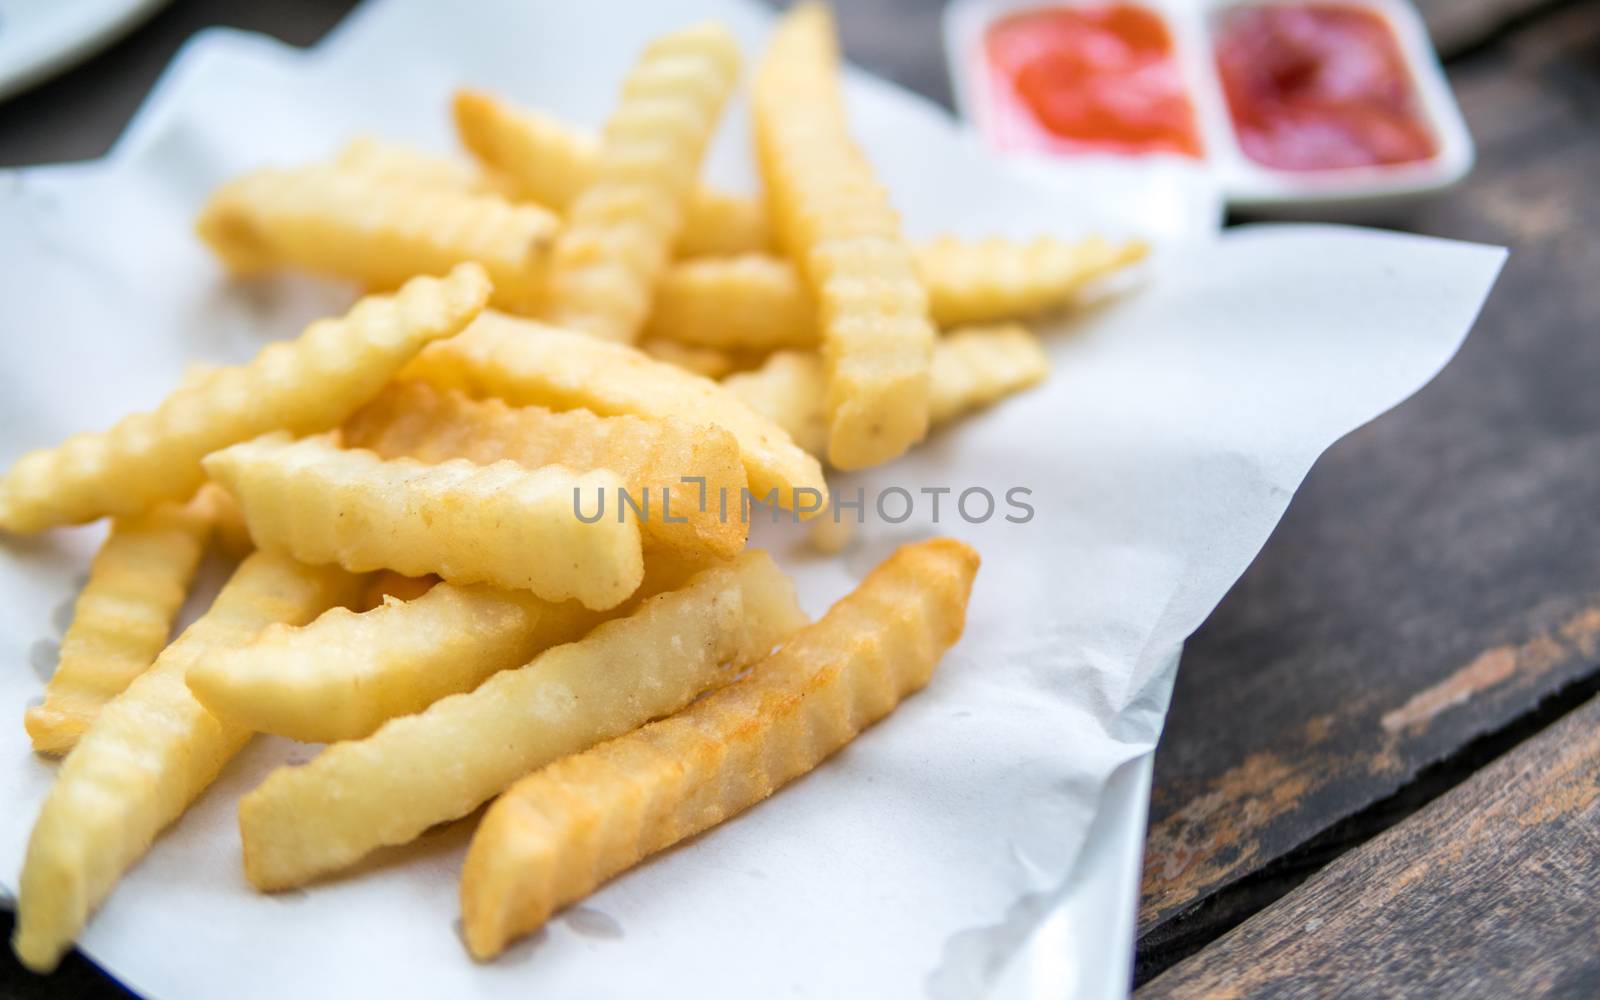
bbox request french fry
[459,538,979,957]
[536,23,741,341]
[915,235,1148,326]
[236,550,807,890]
[452,90,770,257]
[196,167,553,310]
[202,480,254,558]
[342,381,748,559]
[723,325,1048,456]
[186,546,718,744]
[203,434,643,610]
[721,350,829,457]
[333,136,509,197]
[189,581,600,744]
[24,491,219,755]
[643,253,816,351]
[403,312,827,511]
[643,238,1146,350]
[0,266,490,533]
[927,324,1050,423]
[11,551,362,973]
[638,337,743,379]
[753,3,935,469]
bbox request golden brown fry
[185,548,716,745]
[196,166,553,309]
[723,325,1048,456]
[189,581,598,744]
[915,235,1148,326]
[11,552,362,973]
[927,324,1050,423]
[333,136,509,197]
[536,23,741,341]
[637,337,743,379]
[459,538,979,957]
[342,381,748,559]
[0,266,490,533]
[643,253,816,351]
[753,3,935,469]
[236,551,806,890]
[452,92,596,210]
[452,90,769,257]
[200,481,254,558]
[403,312,826,510]
[204,434,643,610]
[643,237,1145,350]
[24,492,218,755]
[721,350,829,457]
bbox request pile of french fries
[4,4,1143,973]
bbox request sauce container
[944,0,1474,212]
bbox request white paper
[0,1,1503,998]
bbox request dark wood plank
[0,0,355,167]
[1140,693,1600,999]
[1415,0,1573,57]
[1141,0,1600,951]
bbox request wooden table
[3,1,1597,996]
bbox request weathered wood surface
[2,0,1596,995]
[0,0,349,167]
[1139,692,1600,998]
[1139,0,1600,959]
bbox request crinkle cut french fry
[24,491,219,756]
[452,91,596,210]
[189,581,601,744]
[403,312,826,511]
[203,434,642,610]
[721,351,829,457]
[536,23,741,341]
[0,266,490,533]
[11,551,363,973]
[753,3,935,469]
[452,90,770,257]
[236,550,807,891]
[722,326,1047,455]
[186,547,717,744]
[459,538,979,958]
[333,136,509,197]
[342,381,748,559]
[637,337,743,379]
[644,237,1146,350]
[927,324,1050,423]
[196,166,553,310]
[644,254,816,352]
[201,480,254,558]
[915,235,1149,326]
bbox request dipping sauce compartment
[945,0,1474,210]
[982,5,1205,158]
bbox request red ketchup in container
[1212,5,1438,171]
[982,5,1203,158]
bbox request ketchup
[1213,5,1438,171]
[983,5,1203,158]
